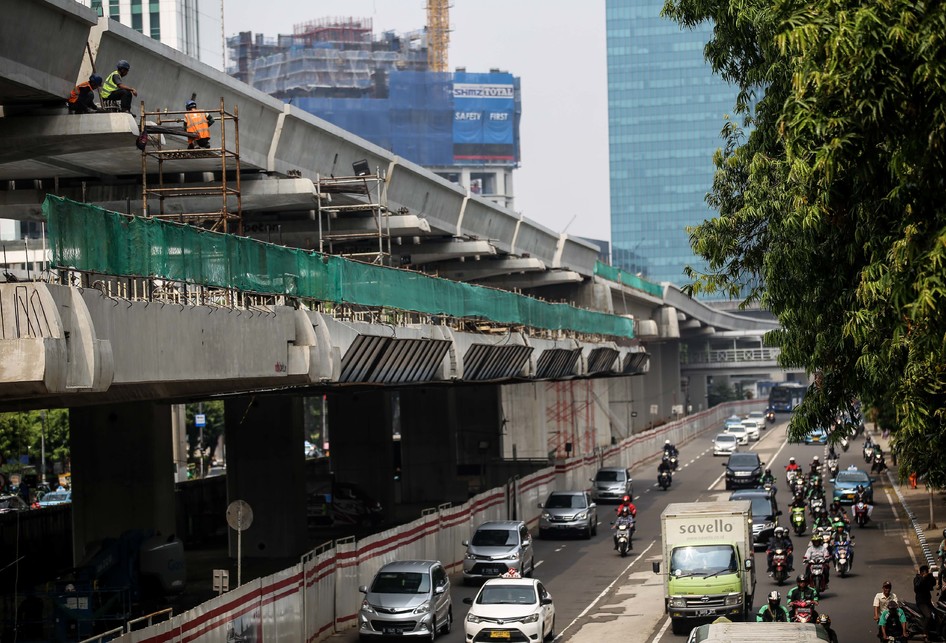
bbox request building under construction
[227,17,521,210]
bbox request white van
[686,621,830,642]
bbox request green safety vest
[100,71,122,99]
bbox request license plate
[383,627,404,635]
[696,609,716,617]
[489,632,511,639]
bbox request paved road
[328,418,920,642]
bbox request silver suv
[590,466,634,503]
[357,560,453,639]
[538,490,597,539]
[462,521,535,583]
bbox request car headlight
[670,597,686,608]
[509,550,521,560]
[541,512,551,520]
[575,511,587,520]
[465,553,476,561]
[361,600,376,614]
[520,613,540,623]
[412,600,431,615]
[467,613,483,624]
[725,595,741,606]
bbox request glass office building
[606,0,739,293]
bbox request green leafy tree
[661,0,946,482]
[0,409,70,480]
[185,401,224,462]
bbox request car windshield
[472,528,517,547]
[749,412,765,419]
[728,454,759,467]
[41,492,69,503]
[595,470,625,482]
[370,571,430,594]
[0,497,21,510]
[670,545,738,577]
[545,494,586,509]
[477,584,537,605]
[746,497,774,519]
[836,471,869,484]
[716,434,736,443]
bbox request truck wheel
[670,618,687,636]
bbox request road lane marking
[650,616,672,643]
[552,539,656,641]
[707,471,725,491]
[534,559,546,570]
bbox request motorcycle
[662,453,679,472]
[827,458,839,480]
[786,469,800,486]
[854,501,870,527]
[872,452,888,474]
[614,518,635,557]
[897,601,934,641]
[766,409,776,424]
[658,470,672,491]
[762,480,776,496]
[790,598,817,623]
[791,506,807,536]
[809,496,826,517]
[806,555,828,593]
[771,548,789,585]
[840,436,850,452]
[864,441,875,463]
[834,540,852,577]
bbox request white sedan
[724,423,749,445]
[741,419,761,441]
[463,577,555,642]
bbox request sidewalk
[873,426,945,576]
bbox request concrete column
[224,395,307,559]
[69,402,176,565]
[171,404,188,483]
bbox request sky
[219,0,611,242]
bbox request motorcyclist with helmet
[853,484,874,518]
[816,613,839,643]
[879,599,909,642]
[830,519,854,569]
[612,505,635,550]
[786,575,819,620]
[803,534,832,588]
[615,494,637,518]
[785,457,802,477]
[756,590,790,622]
[828,500,851,529]
[663,439,678,457]
[657,457,673,485]
[809,455,822,476]
[766,526,794,574]
[760,468,776,487]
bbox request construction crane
[426,0,449,72]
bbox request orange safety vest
[67,82,93,105]
[184,112,210,140]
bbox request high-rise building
[227,19,521,211]
[77,0,221,68]
[606,0,739,292]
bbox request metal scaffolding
[316,169,390,265]
[139,98,242,234]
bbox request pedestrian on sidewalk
[910,471,918,489]
[938,529,946,591]
[915,565,937,636]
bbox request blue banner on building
[453,72,517,164]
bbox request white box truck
[655,501,756,635]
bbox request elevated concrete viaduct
[0,0,786,568]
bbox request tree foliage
[662,0,946,483]
[0,409,70,477]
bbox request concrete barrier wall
[122,401,761,643]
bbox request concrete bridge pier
[223,395,307,559]
[69,402,177,565]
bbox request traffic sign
[195,413,206,427]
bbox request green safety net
[594,261,664,298]
[44,196,634,339]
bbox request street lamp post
[40,410,47,488]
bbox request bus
[768,382,807,412]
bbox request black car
[723,452,764,490]
[729,488,781,549]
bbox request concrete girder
[434,257,546,281]
[393,239,496,264]
[478,270,583,289]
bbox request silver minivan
[358,560,453,639]
[590,466,634,503]
[462,521,535,583]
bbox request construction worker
[100,60,137,113]
[184,99,214,149]
[67,74,103,114]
